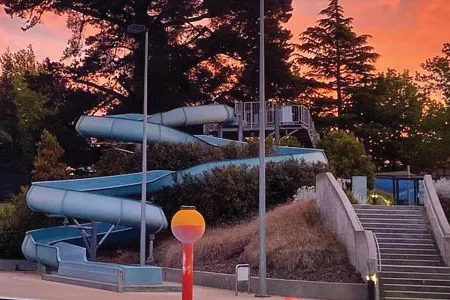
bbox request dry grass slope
[155,200,362,283]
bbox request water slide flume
[22,104,328,288]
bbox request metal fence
[235,102,318,144]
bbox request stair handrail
[373,232,382,272]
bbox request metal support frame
[70,218,116,260]
[117,269,124,293]
[274,107,281,142]
[147,233,155,264]
[90,221,97,261]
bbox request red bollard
[171,206,205,300]
[182,243,194,300]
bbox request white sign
[237,266,249,281]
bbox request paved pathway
[0,272,319,300]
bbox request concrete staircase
[354,205,450,300]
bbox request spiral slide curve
[21,104,328,288]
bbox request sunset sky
[0,0,449,74]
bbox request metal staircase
[354,205,450,300]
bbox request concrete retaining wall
[0,259,36,271]
[163,268,366,300]
[316,172,377,278]
[423,175,450,265]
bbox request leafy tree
[0,46,54,167]
[11,76,55,164]
[297,0,379,120]
[318,130,375,188]
[418,43,450,105]
[344,70,425,171]
[32,130,70,181]
[0,77,21,165]
[0,46,40,78]
[0,0,309,114]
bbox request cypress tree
[297,0,379,119]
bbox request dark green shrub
[0,132,68,258]
[345,191,360,204]
[154,160,320,226]
[0,187,57,258]
[318,130,376,189]
[95,141,274,176]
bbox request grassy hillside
[99,200,361,283]
[155,200,361,283]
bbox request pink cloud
[1,0,449,74]
[288,0,449,73]
[0,10,70,62]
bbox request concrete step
[358,214,425,220]
[379,243,436,250]
[381,278,450,287]
[381,253,443,261]
[364,226,431,234]
[384,290,450,299]
[381,271,450,280]
[353,205,424,211]
[361,223,428,229]
[384,298,447,300]
[360,218,427,224]
[365,227,431,234]
[355,209,425,216]
[376,233,433,239]
[377,238,435,244]
[382,265,450,274]
[43,274,181,292]
[380,248,439,255]
[384,284,450,293]
[381,259,443,267]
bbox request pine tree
[32,130,70,181]
[297,0,379,118]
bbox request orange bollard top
[171,206,206,243]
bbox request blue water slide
[22,104,327,286]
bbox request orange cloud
[1,1,449,74]
[288,0,449,73]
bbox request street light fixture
[127,23,149,267]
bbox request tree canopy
[297,0,379,121]
[318,130,375,187]
[0,0,311,114]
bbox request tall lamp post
[127,23,149,266]
[257,0,267,297]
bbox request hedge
[153,160,326,226]
[95,141,272,176]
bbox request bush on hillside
[0,187,56,258]
[154,160,325,226]
[318,130,375,189]
[436,178,450,199]
[32,130,70,181]
[155,200,362,283]
[0,130,67,258]
[96,141,260,176]
[95,140,280,176]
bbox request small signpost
[171,206,206,300]
[235,264,251,295]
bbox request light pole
[127,23,149,266]
[257,0,267,297]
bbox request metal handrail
[373,233,382,272]
[235,102,319,145]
